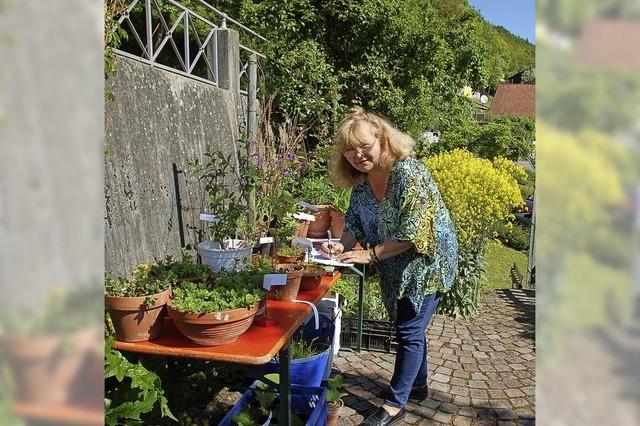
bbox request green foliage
[438,246,485,318]
[148,250,210,282]
[277,245,304,257]
[190,145,250,245]
[104,337,177,425]
[496,223,531,252]
[171,262,271,313]
[331,274,389,321]
[105,272,170,304]
[329,186,352,214]
[289,336,325,360]
[299,175,333,205]
[326,375,348,403]
[427,116,535,162]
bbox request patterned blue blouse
[344,157,458,317]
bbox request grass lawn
[484,240,529,289]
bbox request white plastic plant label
[199,213,219,222]
[259,237,274,244]
[293,212,316,222]
[262,274,287,290]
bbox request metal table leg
[357,265,365,352]
[279,341,291,426]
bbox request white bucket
[197,240,253,272]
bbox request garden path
[333,289,535,425]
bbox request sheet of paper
[308,247,354,267]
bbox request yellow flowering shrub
[424,149,524,249]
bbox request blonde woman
[321,107,457,426]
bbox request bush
[424,149,525,317]
[496,223,531,252]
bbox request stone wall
[104,55,240,276]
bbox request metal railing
[114,0,265,88]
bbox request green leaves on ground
[104,337,177,425]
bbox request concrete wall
[105,55,240,276]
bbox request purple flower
[283,168,292,176]
[251,154,261,166]
[286,151,296,161]
[299,160,307,170]
[236,178,246,187]
[249,138,257,147]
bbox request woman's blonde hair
[332,107,415,187]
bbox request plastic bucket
[264,346,330,387]
[197,240,253,272]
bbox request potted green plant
[299,263,326,291]
[299,176,333,238]
[276,244,304,264]
[329,187,351,238]
[326,375,348,426]
[190,145,254,272]
[105,266,172,342]
[267,263,304,302]
[264,336,331,387]
[167,263,269,346]
[231,373,279,426]
[148,250,211,283]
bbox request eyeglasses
[343,139,378,159]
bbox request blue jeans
[384,293,440,408]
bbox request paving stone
[432,372,451,383]
[433,411,453,424]
[451,415,473,425]
[504,388,525,398]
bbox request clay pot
[329,209,345,239]
[268,263,304,302]
[167,301,259,346]
[306,205,332,238]
[299,265,325,291]
[296,220,310,238]
[105,289,171,342]
[327,399,344,426]
[276,252,304,264]
[0,328,99,405]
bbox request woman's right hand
[320,241,344,258]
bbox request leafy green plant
[104,337,177,425]
[148,250,210,282]
[277,245,304,257]
[171,262,271,313]
[496,223,531,252]
[299,175,333,205]
[289,336,325,360]
[105,274,170,308]
[190,145,249,246]
[329,186,352,214]
[326,375,348,404]
[438,247,486,318]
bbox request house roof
[576,20,640,70]
[487,84,535,117]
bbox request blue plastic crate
[219,380,327,426]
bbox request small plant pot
[268,263,304,302]
[327,399,344,426]
[300,265,325,291]
[197,240,253,272]
[0,328,99,405]
[276,253,303,264]
[306,205,332,238]
[296,220,310,238]
[167,301,259,346]
[105,289,171,342]
[329,209,345,239]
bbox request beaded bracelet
[372,245,382,263]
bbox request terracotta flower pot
[329,209,345,239]
[105,289,171,342]
[167,301,259,346]
[276,253,304,264]
[300,265,325,291]
[296,220,310,238]
[0,328,98,405]
[268,263,304,302]
[306,205,332,238]
[327,399,344,426]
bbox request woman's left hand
[336,249,373,265]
